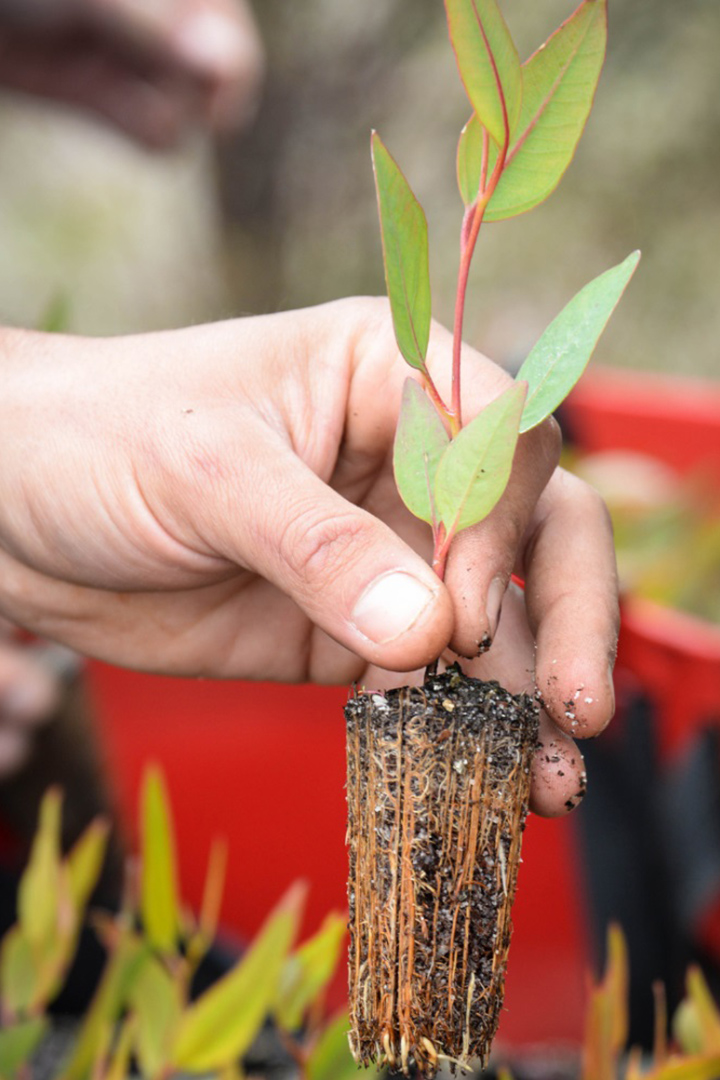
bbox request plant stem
[450,124,510,432]
[421,369,453,427]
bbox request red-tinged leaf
[457,0,607,216]
[445,0,522,149]
[371,132,432,373]
[488,0,607,219]
[393,379,450,526]
[434,382,526,535]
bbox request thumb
[202,436,452,672]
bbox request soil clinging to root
[346,665,539,1077]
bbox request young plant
[347,1,639,1076]
[374,0,639,580]
[0,772,363,1080]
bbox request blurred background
[0,0,719,1068]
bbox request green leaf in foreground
[445,0,522,148]
[435,382,526,534]
[0,1017,49,1078]
[393,379,450,525]
[371,132,431,373]
[457,0,607,216]
[140,766,181,955]
[517,250,640,432]
[171,881,305,1072]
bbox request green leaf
[0,1017,49,1078]
[276,912,346,1032]
[371,132,432,373]
[18,788,63,949]
[307,1010,370,1080]
[468,0,608,219]
[434,382,526,535]
[444,0,522,148]
[393,379,450,526]
[517,251,640,432]
[129,955,181,1077]
[171,881,306,1072]
[67,818,109,915]
[140,766,181,955]
[0,928,38,1017]
[457,113,485,207]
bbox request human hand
[0,299,618,814]
[0,0,263,147]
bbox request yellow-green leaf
[486,0,607,220]
[434,382,526,535]
[372,132,432,373]
[445,0,522,148]
[308,1010,374,1080]
[140,766,181,955]
[105,1017,135,1080]
[67,818,110,915]
[683,968,720,1053]
[393,379,450,526]
[276,912,347,1032]
[0,928,38,1017]
[641,1057,720,1080]
[0,1017,49,1078]
[60,930,148,1080]
[129,955,182,1077]
[18,788,62,949]
[517,251,640,433]
[171,882,305,1072]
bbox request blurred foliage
[221,0,720,379]
[0,771,367,1080]
[0,1,718,379]
[572,451,720,624]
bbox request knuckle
[280,503,369,586]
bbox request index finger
[522,467,619,738]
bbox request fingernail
[486,577,506,638]
[352,571,437,645]
[174,13,249,76]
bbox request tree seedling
[347,1,638,1076]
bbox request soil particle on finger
[346,664,539,1077]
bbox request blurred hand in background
[0,0,264,147]
[0,619,71,779]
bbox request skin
[0,299,619,814]
[0,0,264,147]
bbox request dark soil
[346,665,539,1078]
